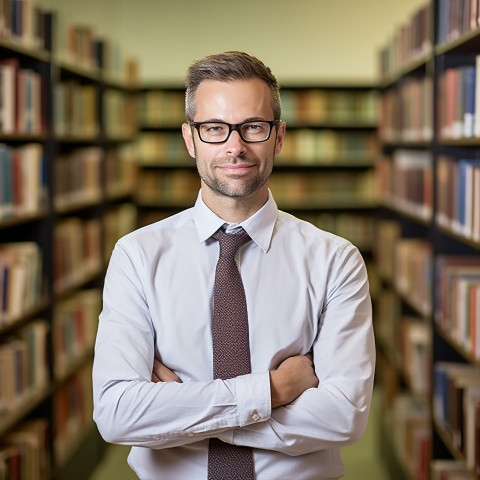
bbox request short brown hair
[185,51,281,122]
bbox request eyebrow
[196,117,268,123]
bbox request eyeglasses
[189,120,279,144]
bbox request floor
[89,388,391,480]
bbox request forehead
[194,78,273,121]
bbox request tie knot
[213,228,251,258]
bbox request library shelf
[0,211,49,228]
[0,385,52,438]
[377,2,480,479]
[434,324,480,368]
[435,24,480,55]
[433,421,478,480]
[380,51,433,89]
[0,298,50,335]
[0,5,139,480]
[136,83,379,255]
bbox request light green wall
[37,0,425,84]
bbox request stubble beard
[194,146,275,199]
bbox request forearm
[231,371,374,456]
[93,366,271,449]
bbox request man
[93,51,375,480]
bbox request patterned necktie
[208,228,254,480]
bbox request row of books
[54,362,94,465]
[136,169,200,206]
[437,62,480,140]
[54,145,137,211]
[0,242,42,326]
[53,217,102,295]
[0,0,50,51]
[400,317,431,398]
[437,0,480,45]
[379,3,432,82]
[103,89,137,138]
[0,418,50,480]
[53,81,99,139]
[53,289,101,380]
[433,362,480,475]
[437,156,480,242]
[0,58,44,135]
[269,171,376,208]
[0,143,45,222]
[299,212,375,251]
[395,238,433,317]
[138,90,185,128]
[388,394,431,480]
[374,221,433,316]
[55,11,127,80]
[435,255,480,359]
[105,145,138,199]
[0,364,96,478]
[375,220,401,281]
[279,89,378,126]
[53,147,102,212]
[376,150,433,221]
[375,289,431,398]
[136,132,189,165]
[379,76,433,142]
[277,129,378,165]
[0,319,49,415]
[375,289,403,368]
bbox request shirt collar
[193,189,278,253]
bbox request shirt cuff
[235,370,272,426]
[217,371,271,445]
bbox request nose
[225,129,247,156]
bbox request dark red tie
[208,228,254,480]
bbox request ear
[182,123,196,158]
[274,121,286,156]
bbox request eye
[244,122,267,133]
[202,123,227,135]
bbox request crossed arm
[152,353,319,409]
[94,241,375,455]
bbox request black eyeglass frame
[189,119,280,144]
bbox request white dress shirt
[93,190,375,480]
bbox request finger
[153,359,182,383]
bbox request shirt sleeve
[92,241,272,450]
[230,244,376,456]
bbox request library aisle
[89,388,390,480]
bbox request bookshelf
[135,84,379,254]
[0,6,138,480]
[377,2,480,479]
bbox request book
[3,418,50,480]
[0,242,42,324]
[53,289,101,379]
[0,319,49,415]
[0,58,18,134]
[435,256,480,356]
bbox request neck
[201,186,268,223]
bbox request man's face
[182,78,285,200]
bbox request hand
[269,353,318,409]
[152,359,182,383]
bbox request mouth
[215,159,257,175]
[218,163,256,175]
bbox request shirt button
[252,411,261,422]
[187,433,194,437]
